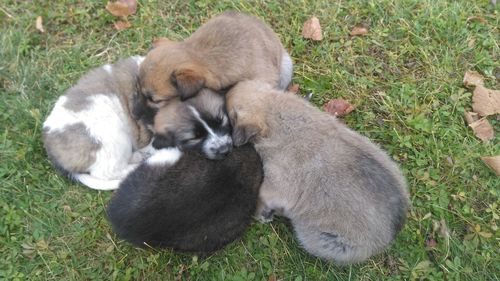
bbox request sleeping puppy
[150,89,232,160]
[226,81,410,265]
[138,11,293,110]
[106,144,263,253]
[42,56,153,190]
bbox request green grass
[1,0,499,280]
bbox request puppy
[42,56,153,190]
[226,81,410,265]
[106,144,263,253]
[138,11,293,110]
[150,89,232,160]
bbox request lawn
[1,0,499,280]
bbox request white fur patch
[103,64,112,74]
[279,51,293,90]
[146,148,182,166]
[132,56,145,66]
[44,94,136,180]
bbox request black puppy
[106,144,263,253]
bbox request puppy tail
[73,173,121,191]
[293,224,379,265]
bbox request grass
[1,0,499,280]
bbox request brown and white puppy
[42,56,154,190]
[151,89,232,160]
[138,11,293,110]
[226,81,410,265]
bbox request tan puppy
[138,11,293,109]
[226,81,410,265]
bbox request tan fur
[139,11,290,107]
[226,81,410,265]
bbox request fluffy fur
[226,81,410,265]
[138,11,293,110]
[42,56,153,190]
[106,144,263,253]
[151,89,232,160]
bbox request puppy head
[153,89,233,160]
[226,81,271,147]
[139,43,214,110]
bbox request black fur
[106,144,263,253]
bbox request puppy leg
[255,199,275,223]
[256,180,288,223]
[130,143,157,163]
[278,51,293,90]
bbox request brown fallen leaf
[268,274,277,281]
[468,118,494,142]
[287,83,300,94]
[467,38,476,48]
[425,238,437,249]
[439,219,450,239]
[36,16,44,33]
[480,156,500,176]
[114,20,131,30]
[106,0,137,17]
[472,85,500,116]
[463,70,484,88]
[466,16,487,24]
[323,99,355,117]
[302,16,323,41]
[464,111,480,125]
[350,25,369,36]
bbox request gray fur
[227,81,410,265]
[43,123,100,173]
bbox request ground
[1,0,499,280]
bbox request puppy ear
[171,65,206,101]
[152,133,176,149]
[232,124,262,147]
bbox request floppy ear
[171,65,206,101]
[232,123,262,147]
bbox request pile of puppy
[42,11,410,265]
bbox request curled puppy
[151,89,232,160]
[42,56,153,190]
[226,81,410,265]
[138,11,293,110]
[106,144,263,253]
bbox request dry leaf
[36,16,45,33]
[468,118,494,142]
[106,0,137,17]
[466,16,487,24]
[302,16,323,41]
[268,274,277,281]
[480,156,500,176]
[439,219,449,239]
[287,83,300,94]
[323,99,355,117]
[472,85,500,116]
[425,238,437,249]
[114,21,131,30]
[463,70,484,88]
[152,37,174,48]
[350,25,369,36]
[464,111,479,125]
[467,38,476,48]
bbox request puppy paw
[257,208,275,223]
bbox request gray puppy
[226,81,410,265]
